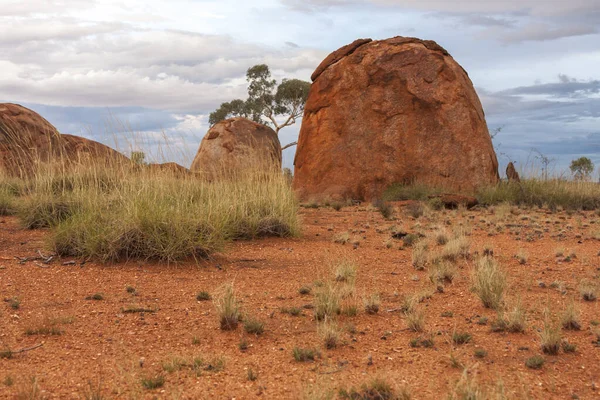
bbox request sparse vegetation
[314,283,341,321]
[318,318,341,349]
[339,377,410,400]
[452,331,472,345]
[364,293,380,315]
[293,347,319,362]
[373,199,395,220]
[540,309,562,355]
[243,316,265,335]
[85,293,104,301]
[579,279,597,301]
[471,256,506,310]
[215,283,240,331]
[196,291,211,301]
[525,355,545,369]
[334,258,358,284]
[561,299,582,330]
[404,306,425,332]
[141,375,165,390]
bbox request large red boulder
[191,117,281,179]
[0,103,128,177]
[293,36,499,202]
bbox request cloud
[498,23,598,43]
[282,0,600,42]
[0,21,323,113]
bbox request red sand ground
[1,204,600,399]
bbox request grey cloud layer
[283,0,600,42]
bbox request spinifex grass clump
[476,179,600,210]
[10,154,299,262]
[471,256,507,310]
[214,283,241,331]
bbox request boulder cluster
[2,36,501,199]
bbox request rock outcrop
[506,162,520,182]
[0,103,127,177]
[191,117,282,179]
[293,36,499,202]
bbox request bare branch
[282,141,297,151]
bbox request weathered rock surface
[0,103,127,177]
[191,117,281,179]
[506,162,520,182]
[293,36,499,202]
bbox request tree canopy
[569,157,594,180]
[209,64,310,150]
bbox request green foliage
[293,347,320,362]
[209,64,310,136]
[525,355,544,369]
[570,157,594,180]
[0,186,16,216]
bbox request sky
[1,0,599,177]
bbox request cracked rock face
[293,36,499,202]
[191,117,281,180]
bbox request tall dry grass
[1,125,299,263]
[384,179,600,211]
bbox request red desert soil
[1,204,599,399]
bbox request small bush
[405,306,425,332]
[19,195,75,229]
[473,349,487,358]
[364,294,381,315]
[471,256,506,310]
[516,249,528,265]
[339,378,408,400]
[405,202,424,219]
[318,319,340,349]
[215,283,240,331]
[0,187,16,216]
[402,233,420,247]
[196,291,211,301]
[562,340,577,353]
[293,347,319,362]
[452,331,472,345]
[333,232,351,245]
[540,310,561,355]
[314,284,341,321]
[244,316,265,335]
[440,236,470,261]
[505,299,527,333]
[299,286,312,295]
[85,293,104,301]
[8,297,20,310]
[525,355,544,369]
[411,241,428,270]
[281,307,303,316]
[429,261,456,284]
[561,300,582,330]
[373,200,395,220]
[579,279,597,301]
[141,375,165,390]
[334,259,358,285]
[247,368,258,381]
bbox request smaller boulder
[191,117,281,180]
[506,162,520,182]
